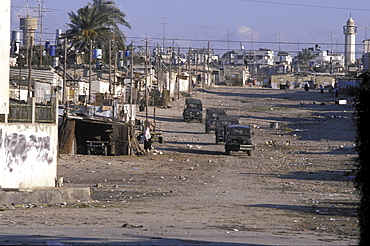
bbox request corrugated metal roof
[10,67,60,84]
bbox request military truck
[224,125,254,156]
[205,108,227,133]
[215,115,240,144]
[183,98,203,122]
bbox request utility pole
[145,40,149,122]
[177,47,180,99]
[156,44,160,91]
[27,37,33,99]
[62,37,67,104]
[202,49,205,91]
[207,41,210,88]
[38,0,44,66]
[169,46,172,98]
[109,39,112,96]
[130,40,134,123]
[160,18,168,49]
[196,49,199,90]
[113,41,117,96]
[188,47,191,93]
[88,39,92,104]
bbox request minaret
[343,16,357,67]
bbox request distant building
[220,48,275,67]
[220,48,276,77]
[274,51,292,74]
[292,44,345,74]
[362,39,370,72]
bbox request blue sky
[10,0,370,56]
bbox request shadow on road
[244,203,357,217]
[0,233,266,246]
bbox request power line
[239,0,370,12]
[127,36,348,46]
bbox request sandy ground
[0,86,359,245]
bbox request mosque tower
[343,16,357,67]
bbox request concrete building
[0,1,59,189]
[220,48,275,67]
[343,16,357,67]
[362,39,370,72]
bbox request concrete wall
[0,123,58,188]
[0,1,10,114]
[271,74,335,89]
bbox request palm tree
[92,0,131,41]
[293,48,317,65]
[64,0,130,57]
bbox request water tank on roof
[118,60,124,68]
[11,31,21,43]
[45,41,50,51]
[56,29,63,46]
[93,49,102,59]
[50,46,56,56]
[11,31,21,54]
[118,50,124,59]
[20,15,38,45]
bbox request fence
[0,101,56,123]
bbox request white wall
[0,1,10,114]
[0,123,58,188]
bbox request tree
[293,48,317,65]
[64,0,130,58]
[355,72,370,245]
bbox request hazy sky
[10,0,370,56]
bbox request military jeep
[215,115,240,144]
[224,125,254,156]
[205,108,227,133]
[183,98,203,122]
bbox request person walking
[319,84,324,94]
[143,126,152,152]
[304,82,310,91]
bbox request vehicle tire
[247,150,252,156]
[225,147,230,155]
[158,136,164,144]
[205,126,209,134]
[215,137,219,144]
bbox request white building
[220,48,275,66]
[1,1,59,189]
[313,50,344,67]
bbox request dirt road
[0,86,358,245]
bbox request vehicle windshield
[187,103,202,109]
[229,127,250,136]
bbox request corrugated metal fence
[3,103,56,123]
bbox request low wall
[0,123,58,188]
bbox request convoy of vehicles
[182,98,255,156]
[180,98,255,156]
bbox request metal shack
[59,116,130,156]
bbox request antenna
[160,18,168,50]
[227,28,230,51]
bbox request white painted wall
[0,123,58,188]
[0,1,10,114]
